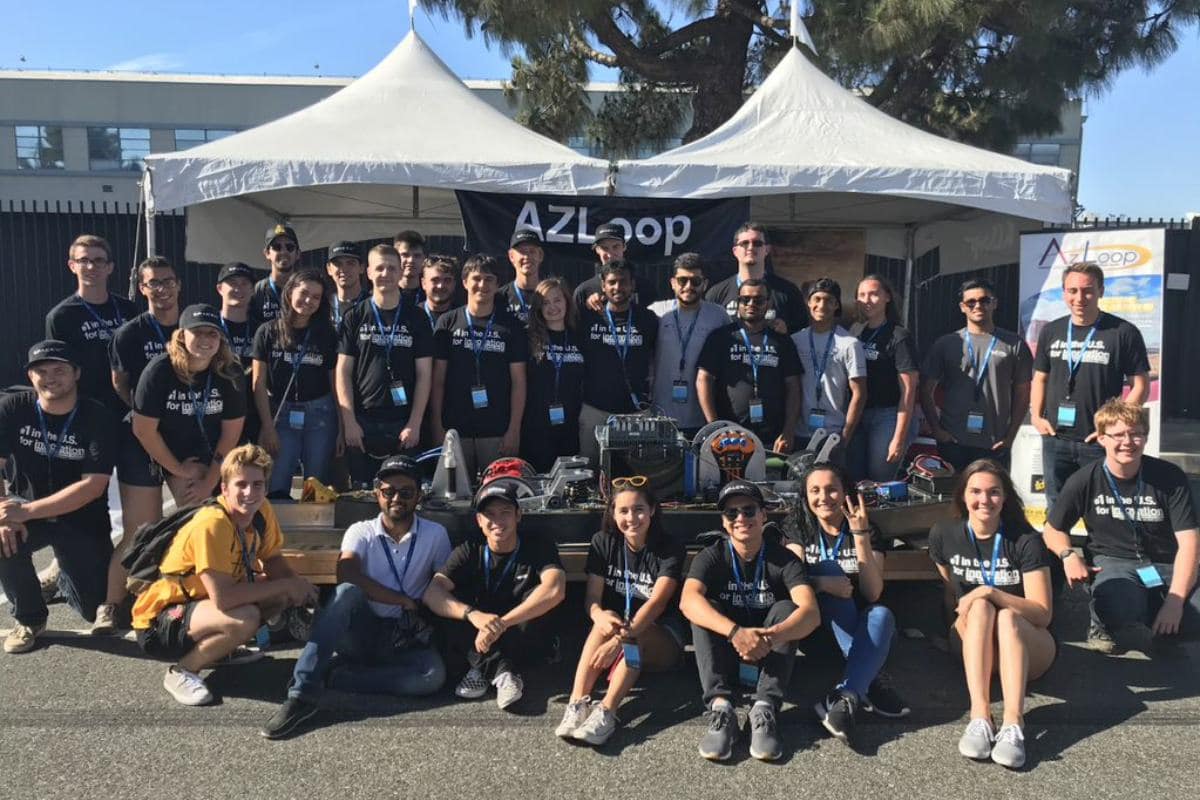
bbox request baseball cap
[24,339,79,371]
[804,277,842,303]
[265,223,299,248]
[178,303,223,331]
[328,240,362,261]
[217,262,255,284]
[592,222,626,247]
[509,228,543,249]
[376,454,421,483]
[473,477,523,511]
[716,480,765,510]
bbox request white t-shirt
[339,514,452,618]
[648,299,730,428]
[791,324,865,434]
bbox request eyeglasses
[377,484,418,501]
[269,242,298,253]
[736,240,766,250]
[962,297,994,308]
[1101,430,1147,442]
[72,258,109,268]
[674,276,704,286]
[721,504,760,521]
[737,295,767,305]
[611,475,648,490]
[141,278,178,291]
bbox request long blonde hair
[527,277,577,362]
[168,328,242,385]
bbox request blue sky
[2,0,1196,218]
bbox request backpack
[121,499,266,596]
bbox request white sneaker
[957,717,995,760]
[91,603,118,636]
[572,705,618,746]
[991,723,1027,769]
[3,623,46,654]
[163,665,213,706]
[493,670,524,710]
[555,696,592,738]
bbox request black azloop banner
[455,191,750,292]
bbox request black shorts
[136,601,199,659]
[116,418,163,488]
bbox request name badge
[672,380,688,404]
[389,381,409,406]
[1057,402,1077,428]
[621,640,642,671]
[749,398,765,424]
[288,409,306,430]
[548,403,565,426]
[1136,564,1164,588]
[471,385,489,409]
[808,410,826,430]
[966,411,985,433]
[738,661,760,688]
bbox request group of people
[0,223,1195,770]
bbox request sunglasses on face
[674,276,704,286]
[269,242,298,253]
[738,295,767,305]
[962,297,994,308]
[722,504,760,521]
[377,485,418,501]
[611,475,648,490]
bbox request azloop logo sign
[1036,237,1153,271]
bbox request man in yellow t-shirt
[132,444,318,706]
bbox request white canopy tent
[142,32,612,263]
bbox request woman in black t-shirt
[784,462,907,744]
[927,459,1055,770]
[847,275,918,482]
[132,304,245,506]
[251,270,341,497]
[556,482,685,746]
[522,278,586,472]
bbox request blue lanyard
[483,541,521,593]
[423,302,436,329]
[34,401,79,466]
[512,285,528,316]
[1102,464,1146,554]
[547,330,567,402]
[808,327,836,404]
[1065,316,1100,390]
[963,332,998,398]
[966,522,1004,587]
[604,306,633,364]
[235,523,258,584]
[621,542,643,622]
[268,277,281,305]
[739,327,763,392]
[464,309,496,380]
[727,540,766,616]
[147,315,169,347]
[288,328,312,400]
[78,295,124,331]
[378,519,420,597]
[818,522,848,563]
[672,302,701,375]
[370,299,404,363]
[188,371,213,433]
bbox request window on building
[15,125,65,170]
[87,127,151,170]
[174,128,237,150]
[1012,141,1061,167]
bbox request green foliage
[504,40,592,143]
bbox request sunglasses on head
[269,241,298,253]
[962,296,994,308]
[611,475,648,490]
[721,504,760,521]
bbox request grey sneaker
[991,723,1026,769]
[162,665,213,706]
[957,717,995,760]
[572,705,618,746]
[3,622,47,654]
[748,702,783,761]
[698,703,738,761]
[39,563,61,603]
[1087,621,1116,653]
[454,667,488,700]
[90,603,118,636]
[555,696,592,738]
[493,670,524,710]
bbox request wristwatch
[1059,549,1078,561]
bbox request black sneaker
[698,704,738,761]
[748,703,783,761]
[814,689,858,743]
[260,697,319,740]
[863,673,911,718]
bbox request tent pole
[142,168,157,257]
[901,224,915,328]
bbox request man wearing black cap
[327,241,369,327]
[251,223,301,324]
[0,341,117,653]
[261,455,452,739]
[706,222,806,334]
[499,228,546,324]
[216,262,259,444]
[573,222,658,311]
[424,478,566,710]
[680,480,819,761]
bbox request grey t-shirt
[791,325,865,435]
[921,326,1033,448]
[648,299,730,428]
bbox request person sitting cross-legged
[261,454,452,739]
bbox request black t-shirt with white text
[853,322,918,409]
[574,272,658,310]
[525,329,586,432]
[784,524,884,580]
[109,312,178,404]
[338,298,434,423]
[250,276,284,325]
[585,530,685,619]
[1047,456,1198,563]
[251,321,339,405]
[928,519,1049,601]
[705,273,807,334]
[133,354,246,463]
[687,537,808,627]
[1033,313,1150,442]
[433,306,529,437]
[46,293,139,416]
[579,305,659,413]
[439,535,563,615]
[697,322,802,443]
[499,282,538,325]
[219,316,258,363]
[0,391,116,531]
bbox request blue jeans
[288,583,445,702]
[1041,435,1104,508]
[807,558,896,698]
[846,406,911,482]
[1090,555,1200,635]
[0,518,111,627]
[270,393,339,496]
